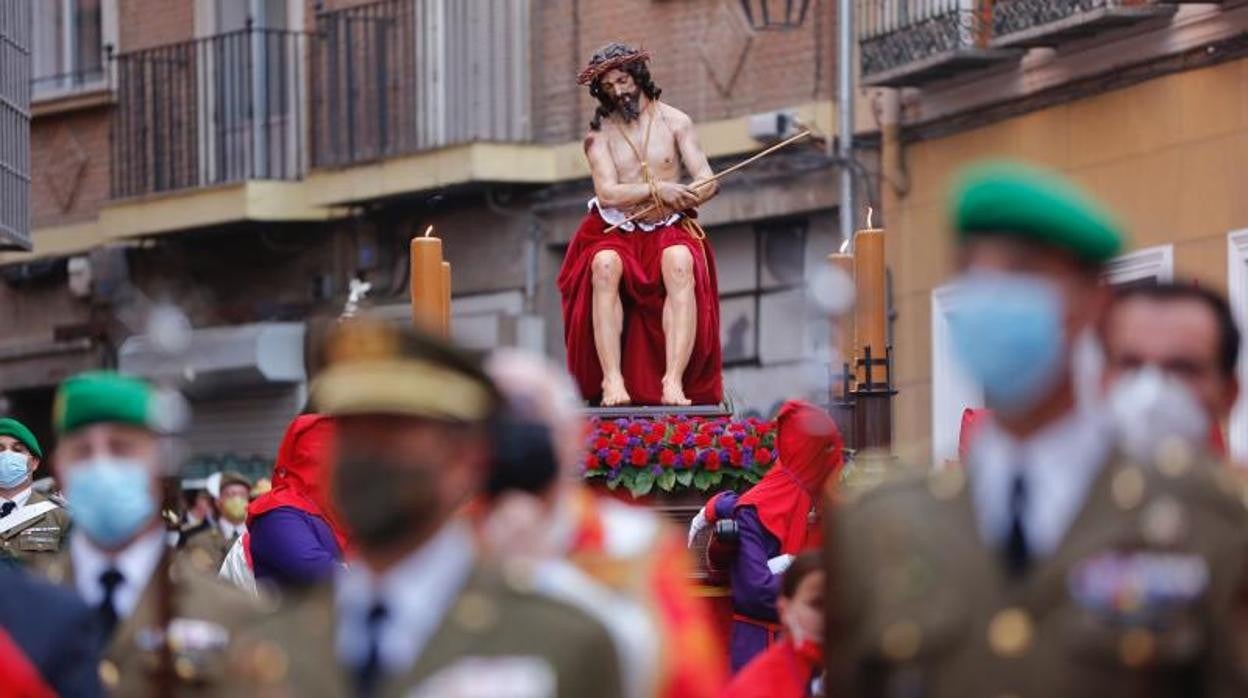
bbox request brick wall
[29,109,110,229]
[118,0,195,50]
[534,0,836,143]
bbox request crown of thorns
[577,44,651,86]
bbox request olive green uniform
[0,491,71,563]
[177,522,234,573]
[32,548,268,696]
[826,446,1248,698]
[230,560,625,697]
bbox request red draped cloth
[557,208,722,406]
[0,627,55,698]
[723,638,822,698]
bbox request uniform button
[1155,437,1193,478]
[1111,467,1146,511]
[880,620,922,662]
[453,592,498,633]
[99,660,121,689]
[1119,628,1156,667]
[988,608,1033,658]
[1140,496,1186,546]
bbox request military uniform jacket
[0,491,71,563]
[231,561,626,698]
[826,447,1248,698]
[34,547,269,696]
[177,522,234,574]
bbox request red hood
[248,414,350,554]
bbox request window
[31,0,104,96]
[719,218,808,366]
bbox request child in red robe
[724,551,825,698]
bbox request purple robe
[249,506,342,587]
[713,492,783,673]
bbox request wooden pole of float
[411,226,445,335]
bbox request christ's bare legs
[592,249,631,406]
[661,244,696,406]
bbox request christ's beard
[612,92,642,122]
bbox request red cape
[247,414,350,556]
[739,401,842,555]
[557,210,722,406]
[723,638,820,698]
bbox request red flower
[755,448,773,465]
[730,449,744,467]
[694,433,713,448]
[650,423,667,439]
[673,421,691,436]
[705,451,721,472]
[585,454,601,471]
[757,422,776,434]
[659,449,677,468]
[610,433,629,449]
[718,435,737,449]
[601,421,618,434]
[627,422,645,437]
[606,450,623,467]
[681,449,698,467]
[699,422,718,435]
[594,437,609,451]
[743,435,760,449]
[629,447,649,467]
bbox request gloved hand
[687,509,708,548]
[767,554,795,575]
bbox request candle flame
[423,225,434,238]
[866,206,874,230]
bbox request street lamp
[739,0,813,30]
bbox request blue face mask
[0,451,29,489]
[65,458,157,549]
[948,272,1066,417]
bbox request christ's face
[600,68,642,121]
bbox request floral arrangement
[582,415,778,498]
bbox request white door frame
[1227,231,1248,462]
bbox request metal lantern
[739,0,813,30]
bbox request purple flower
[596,448,609,460]
[650,465,663,476]
[615,418,629,428]
[627,436,641,448]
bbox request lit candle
[441,261,452,336]
[410,226,444,334]
[827,245,855,398]
[853,209,886,388]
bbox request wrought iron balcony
[310,0,532,169]
[992,0,1182,49]
[859,0,1019,87]
[110,27,306,200]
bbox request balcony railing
[0,0,33,250]
[992,0,1178,48]
[110,27,306,200]
[311,0,532,169]
[858,0,1018,87]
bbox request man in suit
[0,565,101,696]
[0,418,71,563]
[825,162,1248,697]
[231,319,627,698]
[30,371,265,696]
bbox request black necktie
[97,568,125,639]
[1004,470,1030,577]
[0,502,14,519]
[354,601,390,698]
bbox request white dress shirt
[968,408,1112,558]
[3,486,32,508]
[218,519,246,541]
[71,528,167,618]
[335,522,474,674]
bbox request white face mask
[1108,367,1210,464]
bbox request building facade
[0,0,31,250]
[858,1,1248,467]
[3,0,844,475]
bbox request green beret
[54,371,155,435]
[952,161,1125,264]
[0,418,42,458]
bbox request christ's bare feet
[602,374,632,406]
[661,375,692,406]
